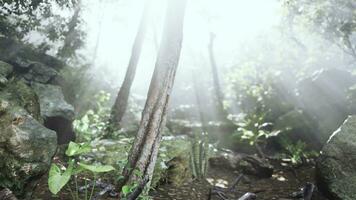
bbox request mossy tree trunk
[117,0,188,198]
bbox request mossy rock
[316,116,356,200]
[0,79,41,121]
[0,104,57,195]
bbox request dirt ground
[32,159,329,200]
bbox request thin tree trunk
[110,0,153,129]
[57,0,82,60]
[208,32,227,121]
[117,0,187,197]
[192,70,208,133]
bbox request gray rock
[32,83,75,144]
[209,153,273,178]
[0,60,13,77]
[0,100,57,194]
[32,83,74,121]
[23,62,58,84]
[316,116,356,200]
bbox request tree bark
[117,0,188,197]
[110,0,153,129]
[208,32,227,122]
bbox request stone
[209,153,273,178]
[0,103,57,195]
[32,83,75,144]
[23,62,58,84]
[32,83,74,120]
[316,116,356,200]
[1,80,41,121]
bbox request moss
[1,80,41,121]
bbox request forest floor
[32,159,329,200]
[150,161,329,200]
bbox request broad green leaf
[78,162,115,173]
[48,161,74,194]
[65,141,91,157]
[122,185,131,196]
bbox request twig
[228,174,244,192]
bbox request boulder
[32,83,75,144]
[1,80,41,121]
[23,62,58,84]
[316,116,356,200]
[298,68,356,143]
[0,36,65,71]
[209,153,273,178]
[0,99,57,195]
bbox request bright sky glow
[81,0,280,93]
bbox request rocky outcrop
[32,83,75,144]
[316,116,356,200]
[0,99,57,195]
[0,38,75,195]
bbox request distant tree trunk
[110,0,153,129]
[192,70,208,133]
[117,0,187,198]
[57,0,82,60]
[208,32,227,121]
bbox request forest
[0,0,355,199]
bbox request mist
[1,0,356,199]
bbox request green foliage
[48,160,74,194]
[280,139,319,165]
[190,132,209,179]
[282,0,356,59]
[0,0,84,60]
[65,142,91,157]
[73,91,112,141]
[48,141,115,199]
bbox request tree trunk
[117,0,188,198]
[192,70,208,133]
[57,0,82,60]
[208,32,227,122]
[110,0,153,129]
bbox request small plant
[281,139,319,165]
[190,132,209,179]
[48,141,115,200]
[73,91,111,141]
[233,113,280,158]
